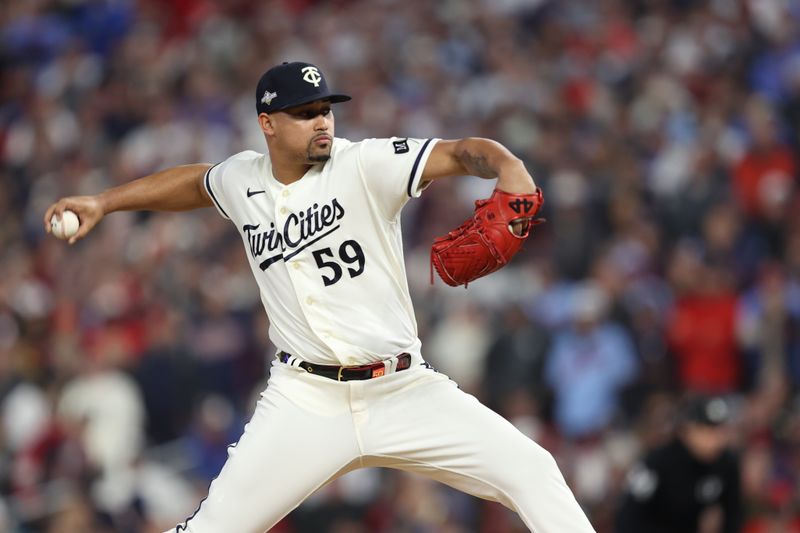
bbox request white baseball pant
[167,359,595,532]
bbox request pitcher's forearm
[98,164,213,214]
[454,139,537,194]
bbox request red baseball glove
[430,187,544,287]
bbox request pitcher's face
[261,100,334,164]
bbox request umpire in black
[615,395,743,533]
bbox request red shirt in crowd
[733,145,796,218]
[743,517,800,533]
[667,293,741,393]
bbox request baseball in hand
[50,210,80,240]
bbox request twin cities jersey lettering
[204,137,439,366]
[243,197,346,270]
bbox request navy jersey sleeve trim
[203,163,230,219]
[406,138,434,197]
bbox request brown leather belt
[278,351,412,381]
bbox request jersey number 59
[312,240,365,287]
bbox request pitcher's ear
[259,113,275,136]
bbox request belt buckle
[337,355,409,382]
[361,361,384,379]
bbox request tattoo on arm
[457,149,498,179]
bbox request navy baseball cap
[255,61,351,114]
[683,395,731,426]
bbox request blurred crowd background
[2,0,800,531]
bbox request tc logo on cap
[255,61,351,114]
[302,66,322,87]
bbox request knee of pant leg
[510,438,557,468]
[503,441,564,490]
[532,448,557,473]
[532,445,559,471]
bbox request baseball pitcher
[45,62,595,533]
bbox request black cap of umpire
[683,395,732,426]
[255,61,351,114]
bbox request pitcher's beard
[308,153,330,163]
[307,143,331,163]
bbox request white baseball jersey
[203,137,439,366]
[173,135,596,533]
